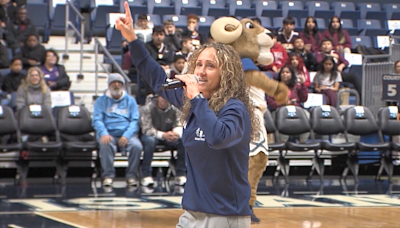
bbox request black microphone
[161,75,199,90]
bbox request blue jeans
[140,134,186,178]
[98,135,142,179]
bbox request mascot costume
[210,17,289,223]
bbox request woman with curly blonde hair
[16,66,51,112]
[116,3,256,227]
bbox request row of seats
[265,105,400,184]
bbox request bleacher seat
[357,19,389,37]
[365,11,388,26]
[357,3,381,19]
[106,26,123,53]
[306,1,330,16]
[301,18,326,30]
[134,14,162,27]
[339,11,361,28]
[383,3,400,20]
[350,36,372,48]
[273,17,299,30]
[163,15,187,30]
[332,2,355,16]
[340,19,359,36]
[25,3,50,42]
[124,0,147,16]
[280,1,304,17]
[198,15,215,38]
[255,1,282,19]
[90,1,119,38]
[147,0,175,18]
[287,9,308,25]
[202,0,229,18]
[175,0,201,16]
[259,16,272,29]
[390,12,400,20]
[49,0,80,36]
[228,0,255,18]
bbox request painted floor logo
[4,195,400,212]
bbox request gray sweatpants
[98,135,142,179]
[176,210,250,228]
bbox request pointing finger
[124,1,131,19]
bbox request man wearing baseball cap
[92,73,143,187]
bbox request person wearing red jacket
[286,52,311,88]
[259,31,288,74]
[300,17,324,53]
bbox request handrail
[63,0,84,79]
[94,37,131,96]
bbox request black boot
[250,205,260,224]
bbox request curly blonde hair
[181,42,259,140]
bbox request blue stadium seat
[163,15,187,30]
[254,0,278,18]
[280,1,304,17]
[259,17,272,29]
[357,3,380,19]
[106,26,123,53]
[90,5,119,38]
[287,9,308,24]
[314,10,335,25]
[198,15,214,36]
[339,11,361,28]
[383,3,400,20]
[365,11,387,26]
[202,0,229,18]
[147,0,175,18]
[0,68,11,76]
[228,0,255,18]
[301,18,326,30]
[350,36,372,48]
[306,1,330,16]
[123,0,147,16]
[340,19,359,36]
[49,0,79,36]
[391,12,400,20]
[331,2,355,17]
[25,3,50,42]
[357,19,389,37]
[175,0,201,16]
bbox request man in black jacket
[5,7,37,50]
[0,0,16,28]
[144,26,175,68]
[40,49,71,91]
[15,34,45,69]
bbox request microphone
[161,75,199,90]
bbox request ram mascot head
[210,17,288,105]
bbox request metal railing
[94,37,131,96]
[63,0,84,79]
[390,35,400,62]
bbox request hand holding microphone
[161,74,200,100]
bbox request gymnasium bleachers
[1,0,400,185]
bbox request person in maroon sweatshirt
[259,31,288,75]
[323,16,352,54]
[286,52,311,88]
[300,17,324,53]
[315,39,362,100]
[267,65,309,142]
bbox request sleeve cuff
[172,127,183,138]
[156,131,164,140]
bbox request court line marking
[8,224,24,228]
[0,212,33,215]
[35,212,87,228]
[293,191,321,194]
[342,191,369,194]
[33,194,62,198]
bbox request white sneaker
[141,177,154,186]
[103,177,113,187]
[127,178,138,187]
[175,176,187,186]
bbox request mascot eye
[245,22,254,29]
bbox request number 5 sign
[382,74,400,101]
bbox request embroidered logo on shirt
[195,128,205,141]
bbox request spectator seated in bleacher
[0,41,10,68]
[286,53,311,88]
[299,16,323,53]
[1,57,24,109]
[134,14,153,43]
[175,37,193,61]
[40,50,71,91]
[181,14,206,49]
[168,55,186,79]
[266,65,309,143]
[277,17,299,51]
[15,34,45,69]
[315,39,361,97]
[163,20,182,51]
[92,74,143,188]
[5,7,37,51]
[139,95,187,187]
[323,16,352,54]
[312,56,342,107]
[0,0,16,28]
[16,66,51,113]
[289,37,317,71]
[145,26,175,71]
[258,30,287,75]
